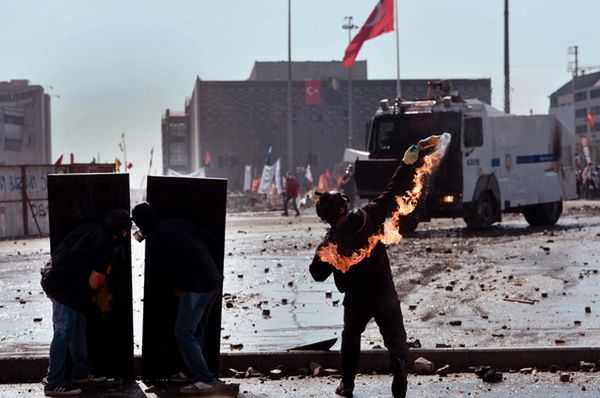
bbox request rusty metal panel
[47,173,133,379]
[142,176,227,382]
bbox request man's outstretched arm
[364,145,420,227]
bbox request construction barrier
[0,164,114,239]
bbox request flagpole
[286,0,294,173]
[343,16,358,148]
[395,0,401,98]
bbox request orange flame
[316,148,446,273]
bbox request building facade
[0,80,51,165]
[549,71,600,136]
[164,62,492,190]
[549,71,600,165]
[162,109,190,174]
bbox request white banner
[257,159,281,193]
[243,165,252,191]
[274,159,282,194]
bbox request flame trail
[317,133,452,273]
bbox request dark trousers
[283,195,300,215]
[341,295,408,397]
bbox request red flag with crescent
[586,111,596,131]
[304,79,321,105]
[342,0,394,68]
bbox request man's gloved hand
[402,144,419,165]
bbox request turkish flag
[304,79,321,105]
[586,111,596,131]
[342,0,394,68]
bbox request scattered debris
[309,361,323,377]
[413,357,435,375]
[503,297,537,305]
[559,372,571,382]
[435,364,450,377]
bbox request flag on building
[127,162,133,169]
[70,153,74,164]
[342,0,394,68]
[304,79,321,105]
[586,111,596,131]
[115,158,122,172]
[55,154,64,166]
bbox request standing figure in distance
[282,172,300,216]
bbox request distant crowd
[577,164,600,199]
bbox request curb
[2,347,599,383]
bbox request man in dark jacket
[309,142,424,398]
[131,202,232,396]
[41,209,131,396]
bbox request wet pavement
[1,201,600,357]
[2,372,600,397]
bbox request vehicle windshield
[370,111,461,155]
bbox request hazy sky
[2,0,599,183]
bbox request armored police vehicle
[354,91,578,231]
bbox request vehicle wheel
[523,201,562,226]
[398,212,419,234]
[464,192,497,229]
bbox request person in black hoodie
[309,141,426,398]
[41,209,131,396]
[131,202,232,396]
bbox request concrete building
[549,71,600,136]
[164,61,492,190]
[162,109,190,174]
[549,71,600,165]
[0,80,51,165]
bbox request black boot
[391,358,408,398]
[335,380,354,397]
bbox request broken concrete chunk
[482,369,503,383]
[413,357,435,375]
[559,372,571,382]
[308,361,323,376]
[579,361,595,372]
[448,320,462,326]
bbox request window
[575,108,588,118]
[591,106,600,115]
[464,117,483,147]
[591,88,600,99]
[576,125,588,134]
[575,91,588,102]
[169,142,188,166]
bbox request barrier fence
[0,164,114,238]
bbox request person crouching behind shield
[309,141,427,398]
